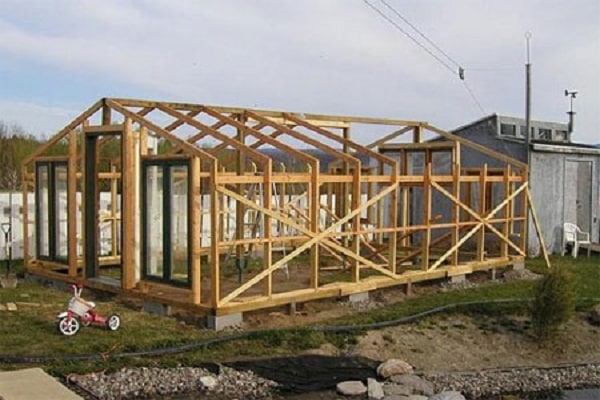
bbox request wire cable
[378,0,461,69]
[462,80,486,115]
[362,0,457,75]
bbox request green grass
[0,255,598,376]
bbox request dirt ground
[244,270,600,373]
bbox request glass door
[142,160,190,286]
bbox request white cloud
[0,0,598,143]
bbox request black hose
[1,297,598,364]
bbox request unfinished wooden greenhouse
[22,98,547,327]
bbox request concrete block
[348,291,369,303]
[207,312,243,331]
[142,301,172,316]
[512,261,525,271]
[450,274,465,284]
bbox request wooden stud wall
[22,97,547,317]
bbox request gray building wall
[452,115,599,255]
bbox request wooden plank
[83,124,124,134]
[189,157,201,304]
[526,189,551,268]
[23,100,103,166]
[121,118,135,289]
[422,162,432,270]
[380,141,456,151]
[216,183,399,305]
[67,130,78,278]
[477,165,487,261]
[431,180,526,256]
[110,164,118,257]
[263,159,273,296]
[451,161,460,265]
[501,165,511,258]
[209,160,220,308]
[105,100,217,162]
[365,126,414,150]
[309,165,320,288]
[427,182,528,271]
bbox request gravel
[423,363,600,399]
[68,366,278,400]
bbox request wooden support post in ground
[477,165,488,261]
[263,159,273,296]
[190,156,202,304]
[309,163,320,288]
[21,165,29,269]
[210,160,221,308]
[527,189,551,268]
[421,162,432,270]
[501,165,511,258]
[451,161,460,266]
[121,118,136,289]
[67,130,78,278]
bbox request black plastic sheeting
[225,355,378,393]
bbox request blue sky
[0,0,598,143]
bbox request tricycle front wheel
[57,316,80,336]
[106,314,121,331]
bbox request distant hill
[258,148,370,172]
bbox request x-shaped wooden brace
[427,181,529,272]
[217,182,399,305]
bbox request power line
[362,0,489,117]
[462,80,486,115]
[378,0,461,69]
[361,0,457,75]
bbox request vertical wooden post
[190,156,201,304]
[309,163,320,288]
[80,120,88,276]
[121,118,136,289]
[110,164,118,257]
[451,162,460,266]
[477,164,488,261]
[263,159,273,296]
[351,164,361,282]
[210,160,221,308]
[67,130,78,277]
[376,162,385,245]
[501,165,511,258]
[388,181,398,273]
[421,162,432,270]
[400,149,409,248]
[102,101,111,125]
[519,168,529,253]
[235,119,246,264]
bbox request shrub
[530,265,577,340]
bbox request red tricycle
[56,284,121,336]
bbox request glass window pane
[37,165,50,257]
[170,165,188,282]
[54,165,68,258]
[146,165,164,278]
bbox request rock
[407,396,428,400]
[383,396,410,400]
[198,375,217,390]
[377,359,414,378]
[429,391,466,400]
[336,380,367,396]
[367,377,384,399]
[389,374,434,396]
[0,304,6,311]
[590,304,600,325]
[383,382,411,396]
[6,302,17,311]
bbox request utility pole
[525,32,532,155]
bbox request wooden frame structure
[22,98,548,317]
